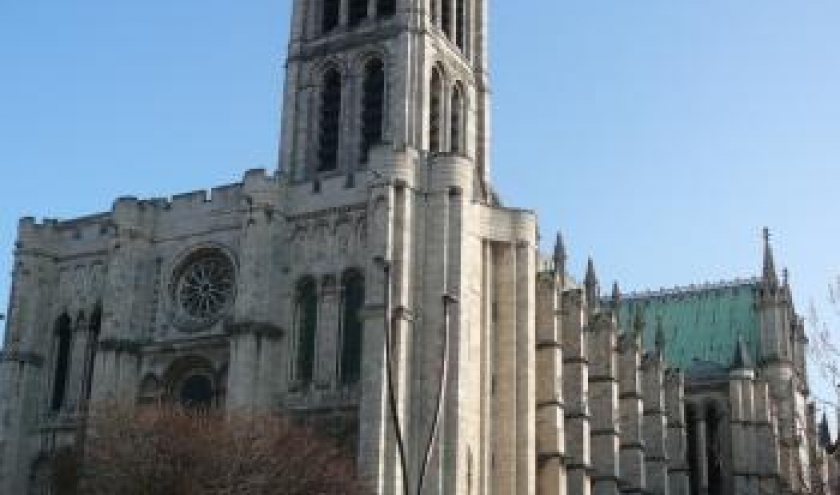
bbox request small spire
[553,231,567,275]
[611,281,621,309]
[762,227,779,289]
[584,258,600,310]
[731,336,753,370]
[819,412,832,449]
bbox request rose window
[174,252,236,325]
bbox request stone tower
[278,0,491,185]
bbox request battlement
[16,170,277,247]
[17,213,113,247]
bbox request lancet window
[340,270,365,385]
[50,313,72,412]
[318,69,343,172]
[295,277,319,385]
[361,59,386,162]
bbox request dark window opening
[322,0,340,33]
[431,0,439,25]
[318,70,343,172]
[450,85,463,154]
[441,0,452,39]
[377,0,397,18]
[50,314,73,412]
[361,59,386,162]
[296,278,319,385]
[707,408,723,494]
[455,0,466,50]
[340,270,365,385]
[349,0,368,27]
[83,305,102,404]
[429,69,443,152]
[686,408,699,495]
[179,374,213,409]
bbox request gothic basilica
[0,1,834,494]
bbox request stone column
[588,313,620,495]
[694,415,710,495]
[562,289,591,495]
[536,275,566,495]
[357,181,394,495]
[665,370,690,495]
[315,280,340,389]
[493,243,519,495]
[618,333,646,495]
[515,241,537,495]
[730,366,759,495]
[755,380,781,495]
[641,354,669,495]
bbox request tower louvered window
[322,0,340,33]
[318,70,342,172]
[295,277,318,385]
[50,314,72,412]
[349,0,368,27]
[377,0,396,18]
[455,0,466,50]
[340,270,365,385]
[441,0,452,39]
[429,69,443,152]
[450,85,464,154]
[361,59,386,162]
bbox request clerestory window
[450,84,464,154]
[441,0,452,39]
[455,0,466,50]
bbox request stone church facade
[0,0,833,494]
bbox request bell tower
[278,0,491,188]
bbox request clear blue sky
[2,2,839,401]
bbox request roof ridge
[621,277,761,301]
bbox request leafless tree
[48,405,366,495]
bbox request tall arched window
[450,84,464,154]
[318,69,343,172]
[82,305,102,404]
[348,0,368,27]
[429,68,443,152]
[340,270,365,385]
[361,59,386,163]
[431,0,440,26]
[455,0,466,50]
[707,405,723,494]
[441,0,453,39]
[50,313,72,412]
[322,0,340,32]
[295,277,319,385]
[377,0,396,18]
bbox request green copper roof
[616,279,762,371]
